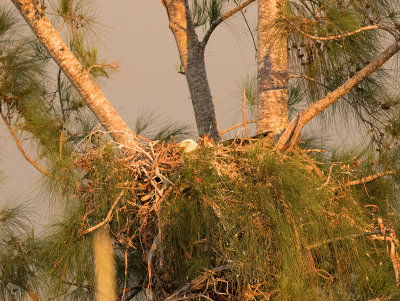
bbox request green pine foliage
[0,0,400,300]
[161,143,400,299]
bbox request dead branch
[1,112,51,177]
[341,170,396,188]
[82,190,125,235]
[201,0,256,47]
[219,120,256,136]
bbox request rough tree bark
[163,0,220,141]
[257,0,288,135]
[11,0,138,150]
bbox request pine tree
[2,0,400,300]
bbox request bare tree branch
[276,39,400,150]
[1,112,51,177]
[342,170,396,188]
[11,0,138,152]
[295,24,381,41]
[201,0,256,47]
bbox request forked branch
[201,0,256,47]
[276,39,400,150]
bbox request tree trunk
[163,0,220,141]
[257,0,288,135]
[93,229,116,301]
[11,0,137,150]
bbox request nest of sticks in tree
[69,133,400,300]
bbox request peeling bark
[11,0,137,150]
[257,0,288,135]
[163,0,220,141]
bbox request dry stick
[242,88,252,143]
[82,190,125,235]
[121,247,129,301]
[296,24,380,41]
[276,38,400,150]
[201,0,256,47]
[1,112,51,177]
[341,170,396,188]
[219,120,256,136]
[323,164,334,187]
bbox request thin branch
[82,190,125,235]
[342,170,396,188]
[57,68,66,124]
[276,39,400,150]
[242,88,252,143]
[352,0,400,39]
[201,0,256,47]
[121,247,129,301]
[1,112,51,177]
[220,120,256,136]
[232,0,257,54]
[296,24,380,41]
[289,74,329,88]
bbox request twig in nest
[339,170,396,189]
[121,247,129,301]
[82,190,125,235]
[1,112,51,177]
[146,234,160,300]
[165,265,232,300]
[219,120,256,136]
[322,164,334,187]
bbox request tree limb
[11,0,138,152]
[342,170,396,188]
[201,0,255,47]
[295,24,380,41]
[1,112,51,177]
[276,38,400,150]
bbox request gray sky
[0,1,258,227]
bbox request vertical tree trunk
[163,0,220,141]
[93,229,116,301]
[257,0,288,135]
[11,0,137,150]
